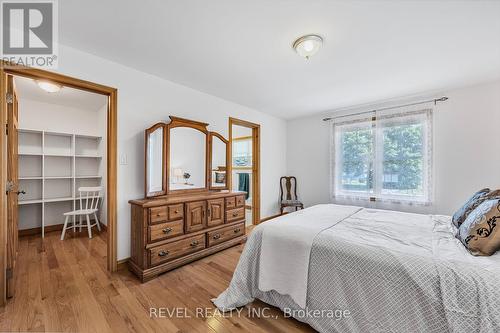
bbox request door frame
[0,62,118,305]
[228,117,260,225]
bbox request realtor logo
[1,0,58,68]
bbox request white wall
[53,45,287,260]
[287,80,500,216]
[19,99,103,136]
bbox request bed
[213,204,500,333]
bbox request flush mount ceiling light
[36,80,62,93]
[292,34,323,59]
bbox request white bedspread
[214,205,500,332]
[259,204,361,308]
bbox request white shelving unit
[18,129,104,237]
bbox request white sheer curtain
[330,106,433,207]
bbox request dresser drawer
[149,234,205,266]
[226,207,245,223]
[149,204,183,224]
[236,195,245,207]
[225,196,236,209]
[207,223,245,247]
[148,220,184,243]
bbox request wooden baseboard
[117,258,129,271]
[259,212,287,223]
[19,221,107,237]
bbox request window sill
[333,193,432,206]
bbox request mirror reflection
[211,136,227,188]
[147,126,164,195]
[169,127,206,190]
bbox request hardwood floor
[0,229,315,333]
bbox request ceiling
[59,0,500,119]
[14,76,107,111]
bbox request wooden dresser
[128,191,247,282]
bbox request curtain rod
[322,96,448,122]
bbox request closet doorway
[0,65,117,305]
[228,117,260,225]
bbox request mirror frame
[144,116,230,197]
[166,116,210,194]
[145,122,167,197]
[208,132,229,191]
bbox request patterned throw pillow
[457,198,500,256]
[452,188,490,228]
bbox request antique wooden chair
[279,176,304,214]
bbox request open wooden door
[0,68,7,305]
[6,74,18,298]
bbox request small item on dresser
[452,188,490,227]
[457,198,500,256]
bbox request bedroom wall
[19,99,104,136]
[286,80,500,216]
[53,45,287,260]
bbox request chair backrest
[78,186,102,211]
[280,176,298,201]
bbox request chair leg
[280,206,284,215]
[61,216,69,240]
[94,212,101,231]
[86,214,92,239]
[79,215,82,232]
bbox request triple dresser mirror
[145,116,229,197]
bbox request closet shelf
[18,128,104,238]
[19,152,42,156]
[19,199,43,205]
[45,176,72,179]
[75,155,102,158]
[44,154,73,157]
[44,197,75,203]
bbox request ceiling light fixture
[36,80,62,93]
[292,34,323,59]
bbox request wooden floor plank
[0,230,315,333]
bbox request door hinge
[5,93,14,104]
[5,180,14,195]
[5,123,8,136]
[6,92,13,104]
[6,268,12,279]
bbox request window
[332,109,432,204]
[232,137,252,167]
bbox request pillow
[457,198,500,256]
[452,188,490,227]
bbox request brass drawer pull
[232,212,238,217]
[156,213,161,217]
[158,250,169,257]
[162,227,172,234]
[234,228,241,233]
[190,240,199,247]
[213,234,221,240]
[174,210,179,214]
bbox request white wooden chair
[60,186,102,240]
